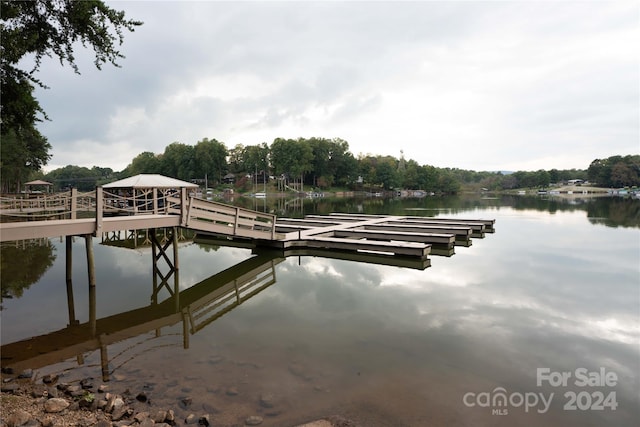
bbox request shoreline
[0,372,358,427]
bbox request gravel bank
[0,372,358,427]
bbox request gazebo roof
[25,180,52,186]
[103,174,198,189]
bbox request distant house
[223,173,235,184]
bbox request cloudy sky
[31,0,638,173]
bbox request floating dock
[198,212,496,262]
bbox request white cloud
[35,0,639,172]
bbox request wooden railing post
[180,188,188,226]
[153,188,158,214]
[185,195,194,228]
[70,188,78,220]
[234,207,240,234]
[271,214,276,240]
[95,187,103,235]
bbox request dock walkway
[1,185,495,261]
[0,187,278,243]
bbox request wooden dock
[196,212,496,261]
[1,177,495,264]
[0,187,279,243]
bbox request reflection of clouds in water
[174,246,254,289]
[242,207,640,386]
[6,205,638,421]
[300,257,344,278]
[589,318,639,346]
[377,264,472,288]
[110,245,148,271]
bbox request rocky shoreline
[0,370,358,427]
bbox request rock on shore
[0,373,359,427]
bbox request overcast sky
[32,0,639,173]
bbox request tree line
[586,155,640,188]
[33,137,463,193]
[26,136,640,194]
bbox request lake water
[1,195,639,426]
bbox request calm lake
[1,195,639,426]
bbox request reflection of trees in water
[292,195,640,228]
[193,242,221,253]
[1,240,57,302]
[587,198,640,228]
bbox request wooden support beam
[65,236,77,326]
[173,227,180,313]
[85,235,97,336]
[150,228,180,307]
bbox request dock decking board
[391,219,486,232]
[303,236,431,257]
[332,229,455,246]
[363,223,472,237]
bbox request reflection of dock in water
[195,237,434,269]
[1,209,496,379]
[0,252,283,379]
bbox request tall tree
[194,138,228,183]
[270,138,312,183]
[1,0,142,191]
[0,127,50,192]
[126,151,161,176]
[160,142,194,181]
[227,144,246,174]
[243,143,269,175]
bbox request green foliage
[194,138,228,183]
[0,0,142,192]
[0,127,51,192]
[43,165,115,191]
[244,143,270,174]
[39,132,637,196]
[588,155,640,188]
[304,137,355,188]
[437,169,461,194]
[374,156,400,190]
[227,144,246,173]
[270,138,313,180]
[160,142,195,181]
[127,152,161,175]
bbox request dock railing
[180,196,277,240]
[0,189,95,219]
[1,187,277,241]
